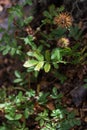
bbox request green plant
[0,1,84,130]
[83,79,87,88]
[36,106,80,130]
[0,85,80,130]
[14,70,28,86]
[69,25,82,40]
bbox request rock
[70,86,87,107]
[0,5,3,12]
[84,117,87,122]
[64,0,87,22]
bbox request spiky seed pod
[57,37,70,48]
[54,12,73,28]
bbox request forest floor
[0,0,87,130]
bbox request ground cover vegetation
[0,0,87,130]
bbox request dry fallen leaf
[34,102,45,112]
[46,102,55,110]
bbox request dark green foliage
[0,1,85,129]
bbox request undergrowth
[0,0,86,129]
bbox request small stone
[70,86,87,107]
[36,27,40,31]
[0,5,3,12]
[84,117,87,122]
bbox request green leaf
[51,48,62,61]
[44,63,51,72]
[51,27,66,38]
[2,45,10,55]
[40,119,44,127]
[45,50,51,61]
[27,51,34,56]
[83,83,87,88]
[38,92,49,105]
[26,89,35,98]
[24,16,33,25]
[43,11,52,19]
[14,78,22,83]
[8,5,23,24]
[23,0,32,5]
[84,79,87,83]
[53,62,59,69]
[48,5,57,17]
[0,27,5,32]
[5,114,22,120]
[23,36,37,49]
[23,36,33,44]
[49,5,55,14]
[10,48,16,55]
[14,114,22,120]
[52,87,58,96]
[14,70,21,78]
[0,46,6,51]
[53,72,67,84]
[33,51,44,61]
[69,26,82,40]
[57,6,65,13]
[23,60,38,68]
[34,61,44,71]
[9,5,23,18]
[0,126,6,130]
[24,108,29,119]
[51,109,63,119]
